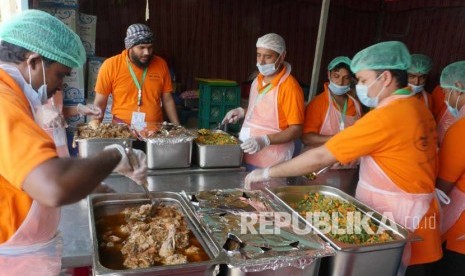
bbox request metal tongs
[216,122,228,132]
[307,165,331,180]
[123,142,159,208]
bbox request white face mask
[408,83,424,94]
[27,59,48,105]
[256,54,281,76]
[445,91,461,118]
[355,73,386,108]
[329,81,351,95]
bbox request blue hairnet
[0,9,86,68]
[440,61,465,93]
[328,56,351,71]
[408,54,433,75]
[351,41,411,73]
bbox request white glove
[244,167,270,189]
[222,107,245,124]
[240,135,270,154]
[104,144,147,185]
[77,103,102,117]
[36,105,67,129]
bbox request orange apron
[239,62,294,168]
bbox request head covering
[328,56,351,71]
[124,23,154,49]
[351,41,411,73]
[440,61,465,93]
[256,33,286,55]
[408,54,433,75]
[0,9,85,68]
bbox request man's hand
[77,103,102,117]
[222,107,245,124]
[240,135,270,154]
[244,168,270,189]
[104,144,147,185]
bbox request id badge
[131,111,147,130]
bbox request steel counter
[59,168,358,268]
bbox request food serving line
[60,169,357,272]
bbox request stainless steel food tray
[88,192,224,276]
[76,138,135,158]
[181,189,335,275]
[267,185,417,276]
[194,130,242,168]
[147,140,192,169]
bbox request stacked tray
[267,185,416,276]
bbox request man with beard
[93,23,179,127]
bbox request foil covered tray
[267,185,418,276]
[182,189,335,274]
[88,192,224,276]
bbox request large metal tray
[88,192,224,276]
[147,140,192,169]
[267,185,416,276]
[76,138,135,158]
[181,189,335,275]
[194,130,243,168]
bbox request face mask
[256,55,280,76]
[408,83,424,94]
[27,59,48,105]
[445,92,461,118]
[329,81,351,95]
[355,73,385,108]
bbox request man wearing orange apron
[246,41,443,275]
[302,56,362,169]
[436,61,465,145]
[407,54,434,113]
[433,61,465,276]
[222,33,304,171]
[0,11,147,275]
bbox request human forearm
[22,150,121,207]
[301,132,331,148]
[268,124,302,145]
[162,93,180,125]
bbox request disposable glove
[222,107,245,124]
[36,105,67,129]
[104,144,147,185]
[244,167,270,189]
[77,103,102,117]
[240,135,270,154]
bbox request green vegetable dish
[292,192,395,245]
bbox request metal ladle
[306,165,331,180]
[123,142,159,208]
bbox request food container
[194,130,242,168]
[182,189,335,275]
[147,140,192,169]
[88,192,224,276]
[267,185,416,276]
[75,138,134,158]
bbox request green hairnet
[328,56,351,71]
[440,61,465,93]
[408,54,433,75]
[351,41,411,73]
[0,9,86,68]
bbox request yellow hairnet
[440,61,465,93]
[351,41,411,73]
[328,56,351,71]
[0,9,85,68]
[256,33,286,54]
[408,54,433,75]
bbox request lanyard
[332,95,348,130]
[127,58,148,108]
[254,83,273,105]
[393,88,411,96]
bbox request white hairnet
[256,33,286,54]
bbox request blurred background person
[408,54,434,113]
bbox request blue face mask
[408,83,424,94]
[256,55,281,76]
[355,73,385,108]
[329,81,351,95]
[445,92,461,118]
